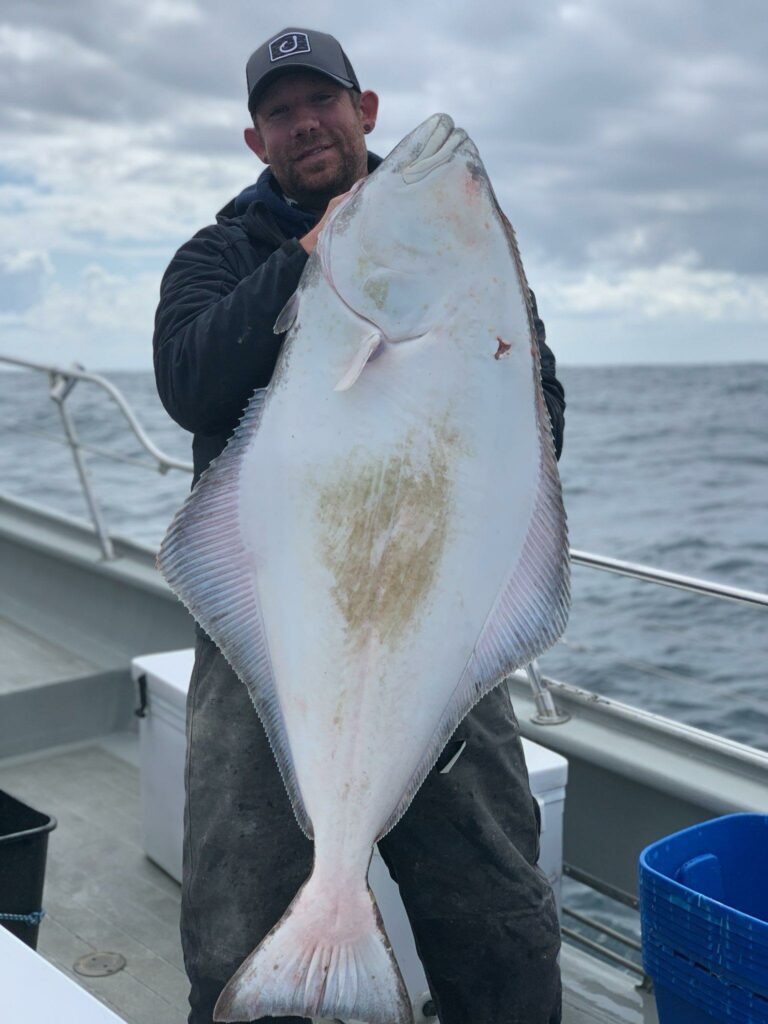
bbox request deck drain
[74,952,127,977]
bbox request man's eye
[268,107,288,119]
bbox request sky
[0,0,766,370]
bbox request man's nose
[290,108,321,137]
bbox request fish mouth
[402,116,468,184]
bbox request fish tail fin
[213,870,413,1024]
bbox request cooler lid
[521,737,569,790]
[131,649,195,710]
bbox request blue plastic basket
[645,943,768,1024]
[639,814,768,1024]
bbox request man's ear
[244,126,268,162]
[358,90,379,133]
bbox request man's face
[247,71,376,210]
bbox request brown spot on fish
[363,275,389,310]
[494,336,512,360]
[464,174,481,201]
[316,421,458,651]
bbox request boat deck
[0,740,188,1024]
[0,740,657,1024]
[0,613,135,761]
[0,613,98,692]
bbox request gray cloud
[0,0,765,367]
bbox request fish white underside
[243,269,554,849]
[158,115,569,1024]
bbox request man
[154,26,565,1024]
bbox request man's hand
[299,192,352,255]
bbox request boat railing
[570,549,768,609]
[527,552,767,723]
[1,353,193,561]
[3,352,767,727]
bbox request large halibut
[158,113,569,1024]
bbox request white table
[0,926,126,1023]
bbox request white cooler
[131,651,568,1018]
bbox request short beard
[280,139,367,212]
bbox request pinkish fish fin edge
[377,383,570,839]
[156,387,313,838]
[213,873,413,1024]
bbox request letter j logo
[269,32,311,62]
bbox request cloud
[0,0,766,367]
[0,249,53,311]
[543,259,768,322]
[0,260,159,368]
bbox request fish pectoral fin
[333,331,385,392]
[273,290,300,334]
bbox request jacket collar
[217,152,383,242]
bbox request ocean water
[1,362,767,750]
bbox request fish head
[319,113,501,344]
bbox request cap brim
[248,66,356,112]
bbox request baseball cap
[246,28,360,113]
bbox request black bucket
[0,789,57,950]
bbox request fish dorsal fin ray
[376,374,569,840]
[157,388,314,838]
[274,290,301,335]
[334,331,384,392]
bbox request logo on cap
[269,32,311,62]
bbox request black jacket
[154,161,565,483]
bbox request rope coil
[0,910,45,925]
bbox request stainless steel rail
[524,546,768,722]
[563,906,642,953]
[561,925,646,977]
[526,660,570,725]
[571,548,768,610]
[1,353,192,559]
[564,863,640,910]
[562,876,649,983]
[1,354,192,474]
